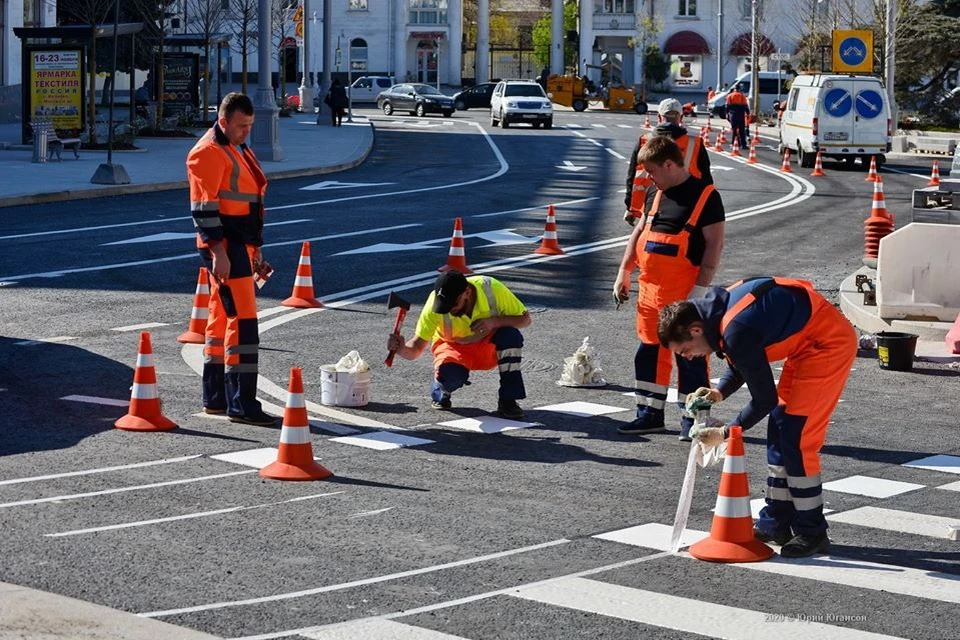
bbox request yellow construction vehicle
[545,74,649,114]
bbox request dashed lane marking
[903,454,960,474]
[436,415,540,434]
[110,322,169,332]
[822,475,926,498]
[535,401,630,417]
[330,431,435,450]
[827,505,960,540]
[61,394,129,407]
[0,454,203,487]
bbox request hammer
[385,291,411,367]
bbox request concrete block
[877,223,960,322]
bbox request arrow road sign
[557,160,588,172]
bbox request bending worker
[187,92,276,427]
[614,136,725,439]
[725,84,750,149]
[657,277,857,558]
[624,97,712,226]
[387,270,531,420]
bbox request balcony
[593,14,636,31]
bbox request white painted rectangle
[822,475,925,498]
[61,395,129,407]
[110,322,169,332]
[437,416,539,434]
[512,577,903,640]
[330,431,434,450]
[827,506,960,539]
[937,480,960,492]
[210,448,282,469]
[902,455,960,475]
[303,619,470,639]
[594,522,709,551]
[535,401,629,417]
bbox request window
[739,0,764,20]
[595,0,635,12]
[788,88,799,111]
[350,38,368,71]
[409,0,447,25]
[678,0,697,17]
[349,0,368,10]
[23,0,42,27]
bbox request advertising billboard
[22,45,85,143]
[671,54,702,88]
[154,52,200,118]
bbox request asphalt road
[0,105,957,640]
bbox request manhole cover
[525,305,549,313]
[520,358,557,372]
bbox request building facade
[2,0,57,120]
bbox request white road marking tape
[513,577,903,640]
[0,454,202,487]
[110,322,169,332]
[436,415,539,434]
[472,196,599,219]
[822,475,926,498]
[330,431,434,450]
[60,394,129,407]
[903,454,960,474]
[0,470,255,509]
[349,507,395,519]
[139,538,571,618]
[301,619,468,640]
[827,505,960,539]
[594,522,709,551]
[210,448,285,469]
[45,491,344,538]
[13,336,77,346]
[535,401,629,417]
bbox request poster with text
[155,53,200,117]
[29,48,84,131]
[671,55,702,88]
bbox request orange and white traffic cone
[534,205,566,255]
[282,242,323,308]
[713,131,724,152]
[705,116,712,135]
[864,155,879,182]
[810,150,827,177]
[746,138,758,164]
[863,176,895,268]
[438,217,473,274]
[644,113,651,129]
[730,135,742,157]
[689,426,774,563]
[177,267,209,344]
[779,149,792,173]
[927,160,941,187]
[115,332,177,432]
[752,124,759,145]
[260,367,333,481]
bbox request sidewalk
[0,110,373,209]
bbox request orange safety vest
[629,133,703,215]
[634,184,716,341]
[726,90,748,107]
[187,126,268,249]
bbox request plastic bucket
[319,365,370,407]
[875,331,919,371]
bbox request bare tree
[187,0,228,121]
[229,0,259,94]
[128,0,177,130]
[272,0,298,103]
[59,0,114,144]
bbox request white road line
[301,619,468,640]
[822,475,926,498]
[0,470,255,509]
[513,577,903,640]
[44,491,344,538]
[0,217,191,242]
[605,147,627,160]
[827,505,960,539]
[60,394,129,407]
[110,322,169,332]
[472,196,599,219]
[139,538,571,618]
[0,454,203,487]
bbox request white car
[347,76,394,103]
[489,80,553,129]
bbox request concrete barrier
[912,137,957,155]
[877,223,960,321]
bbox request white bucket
[319,365,371,407]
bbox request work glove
[623,209,637,226]
[688,285,708,300]
[691,425,727,449]
[684,387,720,414]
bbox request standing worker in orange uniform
[725,84,750,149]
[613,136,725,439]
[187,92,277,427]
[623,98,713,227]
[657,277,857,557]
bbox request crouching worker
[658,277,857,558]
[387,270,532,419]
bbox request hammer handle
[385,308,407,367]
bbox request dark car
[377,83,455,117]
[452,82,496,111]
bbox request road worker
[387,270,531,419]
[614,136,725,440]
[658,277,857,557]
[187,92,276,427]
[623,97,713,226]
[725,84,750,149]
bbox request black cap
[432,271,468,313]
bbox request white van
[779,74,891,168]
[708,71,791,117]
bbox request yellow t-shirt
[415,276,526,343]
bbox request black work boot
[753,525,793,547]
[618,413,667,435]
[495,398,524,420]
[780,531,831,558]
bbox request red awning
[663,31,711,55]
[729,33,775,56]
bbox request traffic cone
[810,150,827,177]
[927,160,941,187]
[644,113,651,129]
[864,155,879,182]
[282,242,323,308]
[863,176,895,268]
[779,149,792,173]
[752,124,759,145]
[713,131,724,152]
[438,217,473,274]
[746,138,758,164]
[730,135,742,157]
[176,267,209,344]
[689,426,773,563]
[260,367,333,481]
[534,205,566,255]
[705,116,712,135]
[115,332,177,432]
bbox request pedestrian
[613,136,725,440]
[537,66,550,91]
[706,86,715,103]
[725,83,750,148]
[623,97,713,226]
[657,276,858,557]
[324,78,348,126]
[186,92,277,427]
[386,270,531,419]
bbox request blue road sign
[839,37,867,67]
[855,89,883,119]
[823,88,852,118]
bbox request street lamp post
[347,37,354,123]
[750,0,759,115]
[251,0,283,159]
[717,0,724,90]
[91,0,129,185]
[298,0,312,113]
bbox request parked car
[452,82,497,110]
[708,71,792,117]
[347,76,394,103]
[377,83,455,117]
[489,79,553,129]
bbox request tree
[187,0,228,122]
[532,0,576,70]
[229,0,259,94]
[271,0,298,102]
[128,0,177,130]
[644,44,669,89]
[58,0,115,143]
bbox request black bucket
[876,331,919,371]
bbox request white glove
[688,285,708,299]
[685,387,720,414]
[691,426,727,448]
[623,210,637,226]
